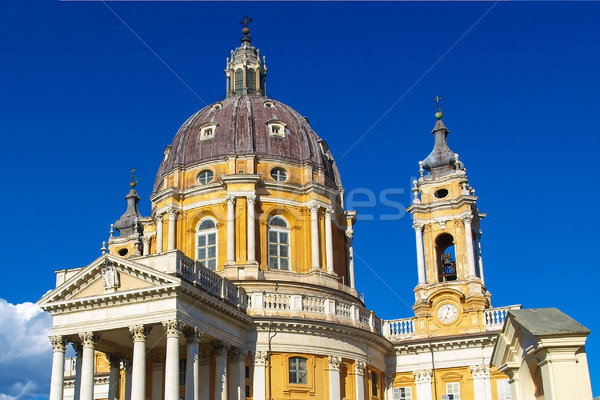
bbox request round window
[118,248,129,257]
[197,170,214,184]
[434,188,449,199]
[270,168,288,182]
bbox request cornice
[392,332,498,355]
[407,195,477,215]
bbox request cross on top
[434,95,443,111]
[239,15,253,28]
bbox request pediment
[38,255,179,306]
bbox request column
[49,336,67,400]
[324,208,335,274]
[151,358,165,400]
[252,351,268,400]
[198,351,212,400]
[228,348,247,400]
[142,236,150,256]
[414,370,433,400]
[163,320,181,400]
[354,361,365,400]
[226,195,236,263]
[72,343,82,400]
[185,328,203,400]
[130,325,151,400]
[106,354,121,400]
[346,230,355,289]
[309,203,320,270]
[246,195,257,263]
[156,215,164,253]
[328,356,341,400]
[385,373,394,400]
[214,342,230,400]
[474,230,485,285]
[413,223,426,284]
[463,216,477,278]
[79,332,99,400]
[168,207,178,251]
[470,365,492,400]
[124,360,132,400]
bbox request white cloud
[0,299,52,400]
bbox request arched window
[289,357,307,384]
[235,69,243,95]
[247,69,256,94]
[196,218,217,270]
[268,216,290,270]
[436,233,457,282]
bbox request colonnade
[48,322,247,400]
[149,195,356,288]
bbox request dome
[153,95,342,193]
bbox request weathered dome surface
[153,95,342,193]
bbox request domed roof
[153,95,342,193]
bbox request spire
[225,16,267,97]
[114,168,142,237]
[421,96,464,178]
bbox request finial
[101,241,107,255]
[239,15,253,40]
[130,167,139,188]
[418,161,425,178]
[109,224,114,238]
[434,95,443,120]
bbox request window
[199,123,217,140]
[247,69,256,94]
[289,357,308,384]
[436,233,457,282]
[179,358,186,386]
[497,379,511,400]
[371,371,378,397]
[268,216,290,271]
[442,382,460,400]
[197,170,214,184]
[267,120,286,137]
[270,167,287,182]
[196,218,217,270]
[393,387,412,400]
[235,69,243,95]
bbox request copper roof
[153,95,342,193]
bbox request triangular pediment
[38,254,179,306]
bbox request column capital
[167,206,179,218]
[254,350,268,366]
[324,207,333,217]
[50,335,67,352]
[141,236,151,244]
[309,201,320,213]
[162,320,183,338]
[230,347,248,362]
[470,364,490,378]
[462,214,473,225]
[345,229,354,239]
[225,194,237,205]
[413,369,433,383]
[79,332,99,348]
[183,327,204,344]
[199,350,213,365]
[151,357,165,371]
[212,341,231,356]
[412,222,424,231]
[106,353,123,368]
[328,355,341,371]
[129,325,152,342]
[70,341,83,355]
[355,360,365,376]
[156,214,164,223]
[246,194,257,205]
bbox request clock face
[437,303,458,324]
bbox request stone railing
[483,305,521,331]
[247,291,381,334]
[176,256,247,310]
[382,317,415,340]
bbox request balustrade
[483,305,521,330]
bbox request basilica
[38,25,593,400]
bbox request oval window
[197,170,214,184]
[270,168,287,182]
[118,248,129,257]
[434,188,449,199]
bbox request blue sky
[0,1,598,398]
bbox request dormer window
[199,123,218,140]
[267,120,286,137]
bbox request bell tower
[407,99,490,336]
